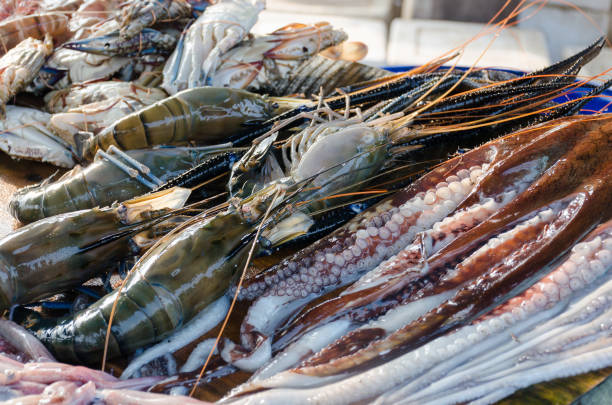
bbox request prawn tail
[26,277,183,365]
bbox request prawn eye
[104,43,110,48]
[302,46,308,53]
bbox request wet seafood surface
[0,1,611,404]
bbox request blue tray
[384,66,612,114]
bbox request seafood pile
[0,0,611,404]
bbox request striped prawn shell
[273,54,391,97]
[0,13,69,55]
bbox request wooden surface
[500,367,612,405]
[0,153,58,237]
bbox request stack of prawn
[0,1,610,404]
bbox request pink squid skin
[0,327,166,404]
[100,388,213,405]
[2,381,96,405]
[0,351,162,390]
[288,114,612,377]
[10,380,48,395]
[1,381,206,405]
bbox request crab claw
[27,66,67,95]
[62,31,123,56]
[263,22,348,60]
[62,29,177,57]
[0,106,76,168]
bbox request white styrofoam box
[401,0,431,19]
[562,45,612,79]
[517,4,608,62]
[264,0,396,22]
[387,19,550,71]
[556,0,612,11]
[252,10,388,66]
[401,0,513,22]
[402,0,611,21]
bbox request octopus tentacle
[300,203,559,369]
[287,117,612,377]
[404,300,612,403]
[225,153,497,369]
[270,191,508,357]
[245,320,353,383]
[411,342,612,405]
[230,220,612,405]
[406,323,612,405]
[224,114,612,404]
[243,196,507,383]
